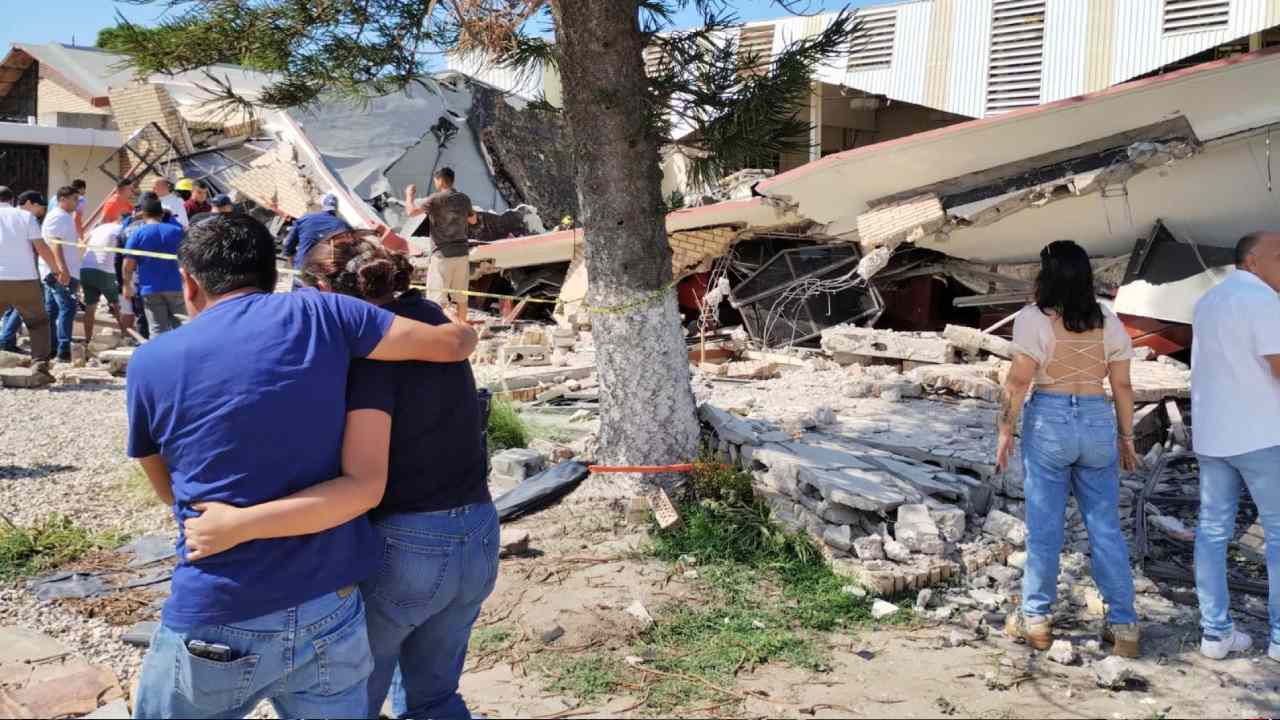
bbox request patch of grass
[636,495,914,710]
[118,464,164,507]
[0,513,129,580]
[688,457,754,505]
[469,625,514,656]
[535,653,624,704]
[487,398,530,453]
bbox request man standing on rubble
[1191,231,1280,662]
[153,178,190,228]
[123,196,186,335]
[0,187,62,383]
[405,167,477,322]
[127,213,479,718]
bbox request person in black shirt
[179,232,495,719]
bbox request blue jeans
[43,278,79,358]
[1020,391,1137,625]
[133,588,373,719]
[1196,445,1280,645]
[364,503,500,719]
[0,307,21,350]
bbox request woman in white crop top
[996,240,1141,659]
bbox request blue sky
[2,1,873,60]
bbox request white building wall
[946,0,994,118]
[1110,0,1274,85]
[1040,0,1090,103]
[446,52,546,101]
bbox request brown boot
[1005,612,1053,650]
[1103,623,1140,658]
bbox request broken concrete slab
[870,599,901,620]
[820,327,955,365]
[797,466,909,513]
[490,449,545,484]
[0,368,49,389]
[894,504,946,556]
[97,348,134,375]
[908,363,1003,403]
[122,621,158,648]
[699,404,762,446]
[982,510,1028,547]
[1093,656,1137,689]
[930,505,967,543]
[852,534,885,561]
[942,325,1015,359]
[0,350,30,369]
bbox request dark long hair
[301,234,413,302]
[1035,239,1103,333]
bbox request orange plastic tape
[588,464,696,474]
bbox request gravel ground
[1,381,173,693]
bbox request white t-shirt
[0,204,44,281]
[38,206,81,280]
[81,222,122,273]
[1191,268,1280,457]
[159,193,189,228]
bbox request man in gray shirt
[405,167,477,321]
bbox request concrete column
[809,82,823,163]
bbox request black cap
[211,193,232,207]
[17,190,46,207]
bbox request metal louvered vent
[986,0,1046,115]
[847,7,897,71]
[643,44,670,77]
[1164,0,1230,34]
[738,23,775,76]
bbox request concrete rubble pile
[697,320,1194,597]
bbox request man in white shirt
[153,178,189,228]
[80,221,126,342]
[1191,231,1280,662]
[40,186,83,362]
[0,186,66,381]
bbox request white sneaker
[1200,629,1252,659]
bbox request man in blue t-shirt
[127,214,478,719]
[283,193,349,270]
[123,197,186,335]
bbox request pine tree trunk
[550,0,701,492]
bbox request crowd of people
[0,175,238,381]
[3,164,1279,718]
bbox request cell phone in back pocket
[186,639,233,662]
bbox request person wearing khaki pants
[0,186,65,383]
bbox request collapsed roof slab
[287,78,510,231]
[757,46,1280,263]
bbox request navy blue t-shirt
[126,289,395,628]
[284,211,350,269]
[125,222,184,294]
[346,291,490,517]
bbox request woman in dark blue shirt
[182,234,497,719]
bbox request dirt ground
[462,487,1280,719]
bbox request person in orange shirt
[100,180,138,225]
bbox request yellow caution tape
[47,239,679,316]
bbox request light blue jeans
[1020,391,1137,625]
[132,588,373,719]
[365,502,500,720]
[1195,445,1280,645]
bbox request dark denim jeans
[132,588,373,719]
[43,277,79,358]
[1020,391,1137,625]
[0,307,21,351]
[364,502,500,720]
